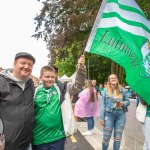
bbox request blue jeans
[87,116,94,130]
[32,138,66,150]
[102,110,126,150]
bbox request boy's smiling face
[40,71,56,88]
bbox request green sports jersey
[32,85,65,145]
[99,87,104,94]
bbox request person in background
[99,83,104,95]
[0,52,36,150]
[0,67,3,72]
[31,75,39,88]
[32,55,86,150]
[92,80,99,94]
[74,80,99,136]
[100,74,130,150]
[71,92,80,123]
[136,96,150,150]
[103,82,107,89]
[73,85,87,123]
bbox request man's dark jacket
[0,71,35,150]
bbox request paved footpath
[65,122,121,150]
[65,130,94,150]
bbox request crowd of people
[0,52,149,150]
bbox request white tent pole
[88,57,90,79]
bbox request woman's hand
[100,120,104,126]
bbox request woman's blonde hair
[85,80,96,102]
[107,74,122,97]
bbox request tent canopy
[59,74,72,82]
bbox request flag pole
[84,0,107,52]
[88,57,90,79]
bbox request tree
[136,0,150,19]
[33,0,150,84]
[55,50,111,83]
[33,0,102,63]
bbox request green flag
[85,0,150,104]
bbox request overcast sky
[0,0,48,77]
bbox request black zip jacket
[0,74,35,150]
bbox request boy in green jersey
[32,55,86,150]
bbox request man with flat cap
[0,52,36,150]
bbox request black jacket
[0,73,35,150]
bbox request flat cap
[15,52,36,64]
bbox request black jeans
[32,138,66,150]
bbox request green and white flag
[85,0,150,104]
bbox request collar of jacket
[54,83,67,105]
[2,74,33,90]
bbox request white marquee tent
[59,74,72,82]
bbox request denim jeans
[87,116,94,130]
[102,109,126,150]
[32,137,66,150]
[142,117,150,150]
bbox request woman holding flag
[100,74,130,150]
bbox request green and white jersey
[32,85,65,145]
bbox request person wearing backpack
[32,55,86,150]
[100,74,130,150]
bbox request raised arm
[67,55,86,96]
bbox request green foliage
[136,0,150,19]
[55,46,111,83]
[33,0,102,62]
[55,56,76,77]
[85,53,111,83]
[55,44,78,77]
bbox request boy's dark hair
[50,65,58,74]
[40,66,55,76]
[49,64,58,74]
